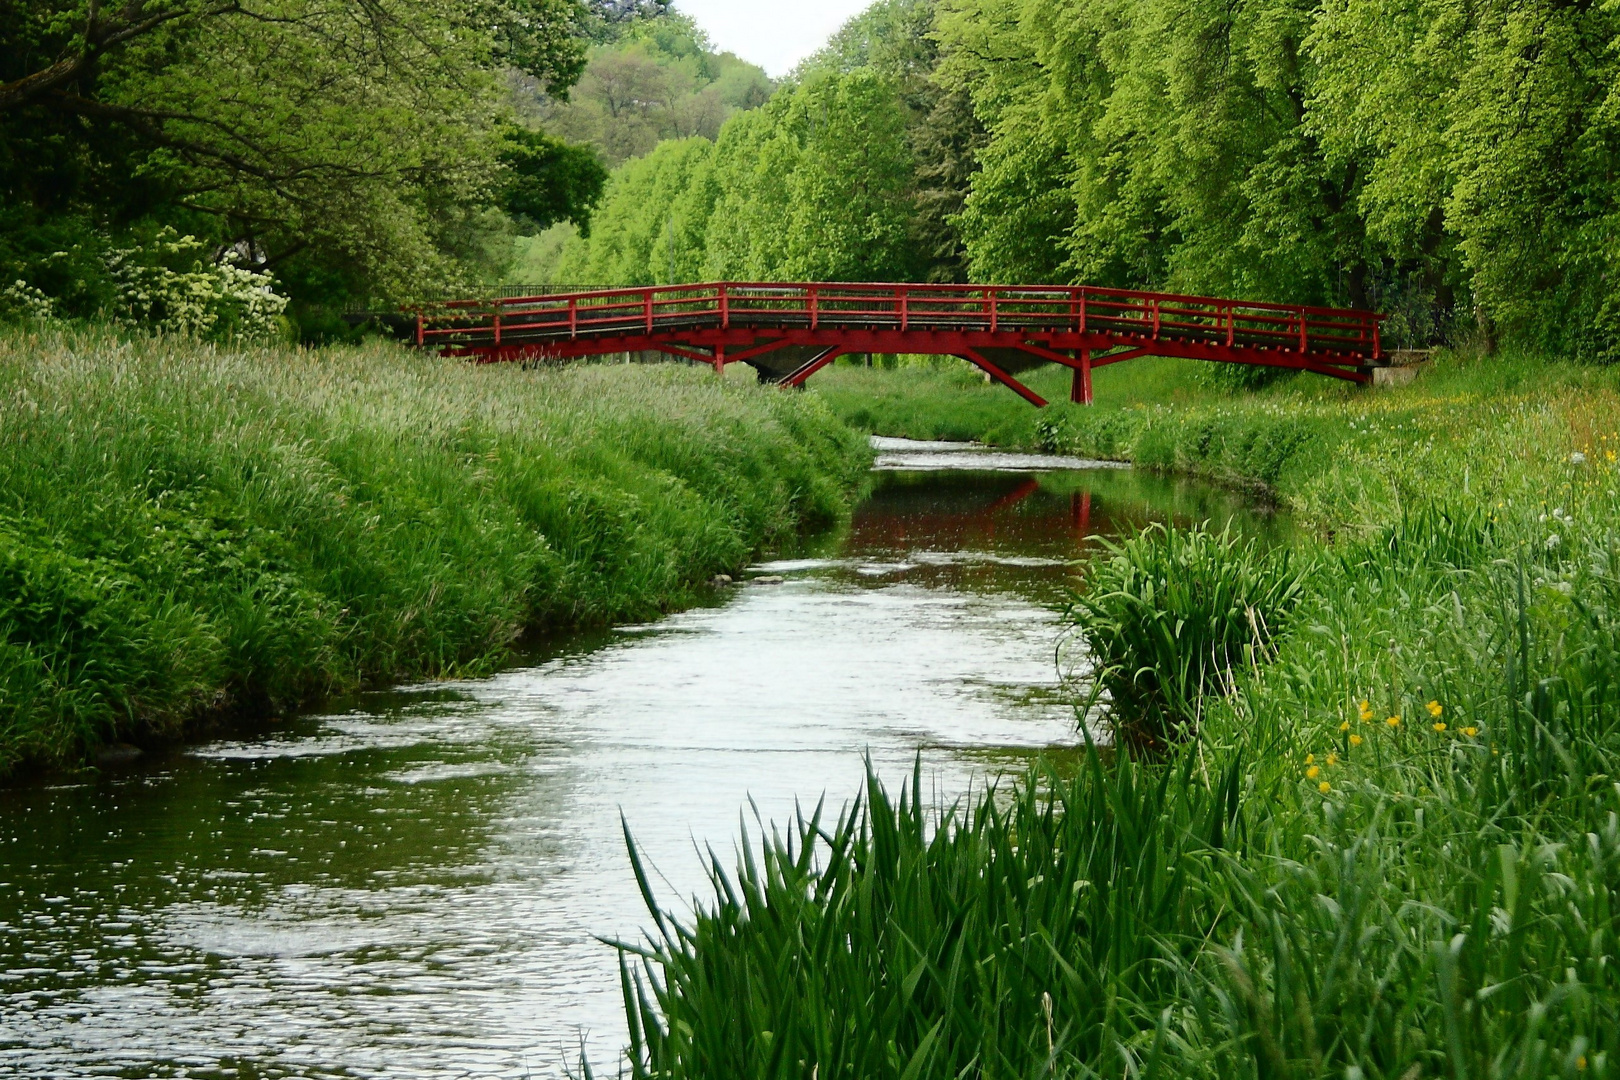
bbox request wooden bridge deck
[412,282,1388,406]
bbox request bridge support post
[959,347,1048,408]
[1071,348,1093,405]
[713,345,726,375]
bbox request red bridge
[414,282,1387,406]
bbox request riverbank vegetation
[618,353,1620,1078]
[815,347,1620,527]
[0,328,867,775]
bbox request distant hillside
[515,10,773,168]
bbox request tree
[782,70,923,281]
[529,14,773,167]
[550,0,978,286]
[500,128,610,235]
[0,0,593,311]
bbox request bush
[1067,522,1309,748]
[106,228,289,341]
[0,280,53,321]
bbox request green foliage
[557,137,717,284]
[778,70,921,280]
[527,12,773,167]
[1069,522,1309,747]
[935,0,1620,354]
[499,127,610,235]
[795,0,939,81]
[0,0,598,313]
[0,326,870,773]
[615,354,1620,1080]
[557,68,929,283]
[552,0,981,285]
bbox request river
[0,438,1276,1079]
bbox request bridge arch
[414,282,1387,406]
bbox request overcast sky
[675,0,874,77]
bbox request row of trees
[0,0,635,335]
[551,0,978,286]
[556,0,1620,356]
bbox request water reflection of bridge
[412,282,1389,405]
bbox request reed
[616,348,1620,1079]
[619,492,1620,1076]
[1067,522,1309,748]
[0,325,870,773]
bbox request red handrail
[412,281,1387,367]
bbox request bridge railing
[415,282,1384,360]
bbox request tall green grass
[1068,523,1309,749]
[614,349,1620,1079]
[0,325,869,773]
[619,504,1620,1078]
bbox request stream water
[0,438,1277,1079]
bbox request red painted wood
[959,347,1048,408]
[413,281,1388,404]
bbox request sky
[674,0,875,77]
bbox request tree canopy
[0,0,617,329]
[552,0,1620,357]
[521,11,772,167]
[9,0,1619,356]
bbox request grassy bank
[0,327,869,775]
[816,349,1618,526]
[617,353,1620,1078]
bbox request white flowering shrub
[107,229,289,341]
[0,280,55,321]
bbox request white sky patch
[674,0,874,77]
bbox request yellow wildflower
[1463,727,1478,738]
[1326,753,1339,766]
[1358,700,1374,722]
[1427,701,1443,718]
[1433,722,1447,733]
[1339,720,1351,732]
[1306,766,1321,779]
[1305,753,1315,764]
[1386,715,1401,728]
[1350,734,1364,747]
[1578,1056,1588,1071]
[1319,781,1332,793]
